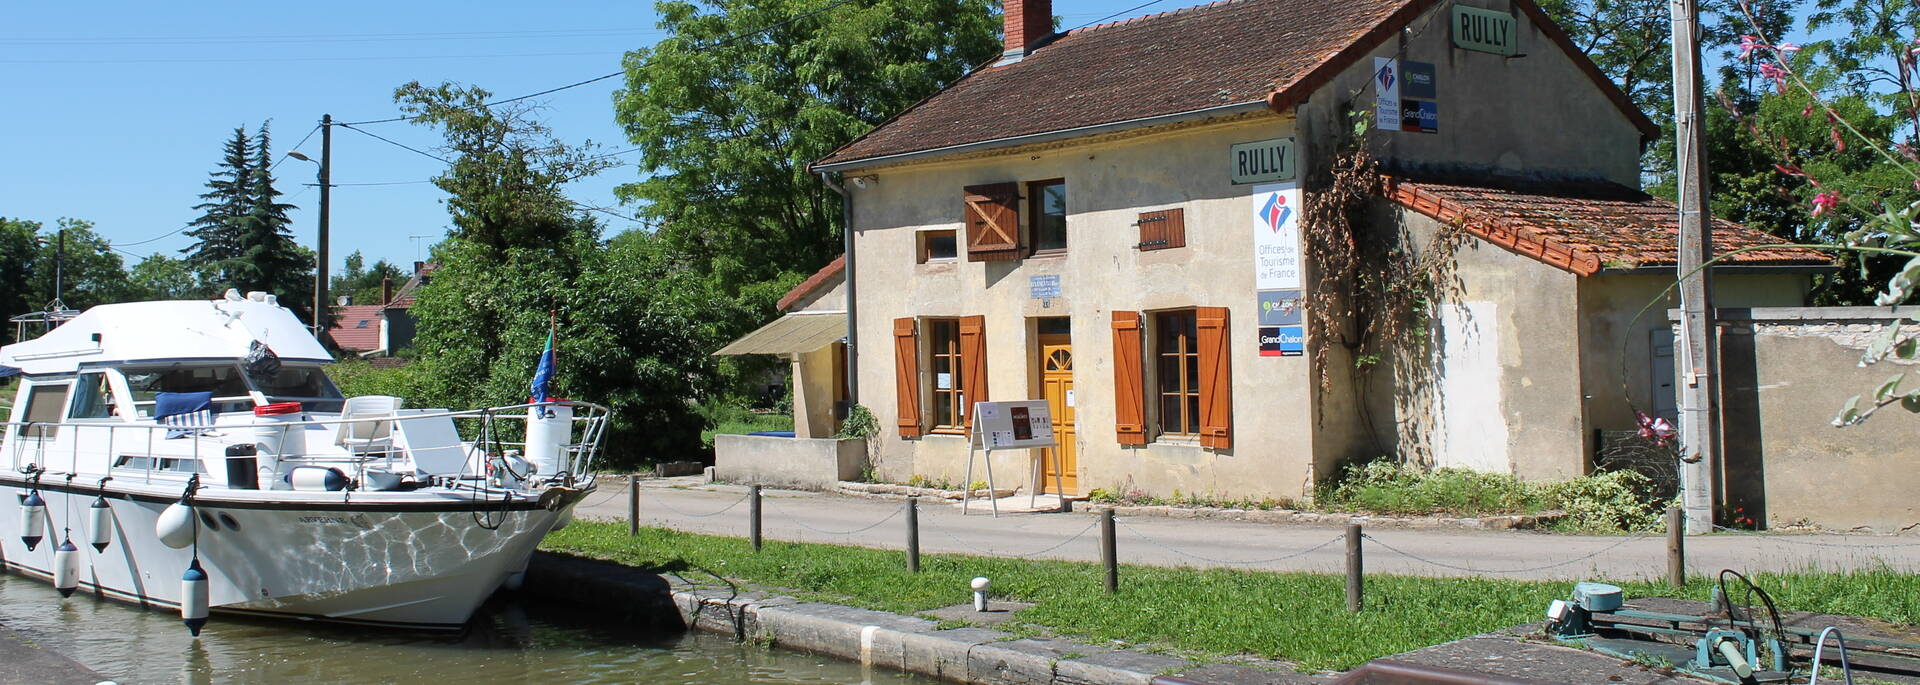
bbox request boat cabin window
[113,455,202,473]
[121,365,253,416]
[245,365,344,413]
[16,382,70,438]
[67,372,115,420]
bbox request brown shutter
[1137,209,1185,251]
[1111,311,1147,445]
[964,183,1021,262]
[959,315,988,429]
[1196,306,1233,450]
[892,317,923,439]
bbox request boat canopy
[0,294,331,377]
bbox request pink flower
[1739,34,1767,60]
[1759,62,1790,93]
[1636,412,1677,447]
[1777,42,1801,54]
[1832,127,1846,152]
[1811,192,1841,217]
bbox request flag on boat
[529,326,556,403]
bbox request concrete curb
[525,551,1314,684]
[1080,505,1563,531]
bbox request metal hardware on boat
[87,496,113,552]
[181,560,209,637]
[19,490,45,551]
[53,538,80,598]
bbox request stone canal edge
[525,550,1328,684]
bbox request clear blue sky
[0,1,1145,282]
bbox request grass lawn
[698,411,793,447]
[544,521,1920,672]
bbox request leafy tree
[126,253,208,301]
[0,219,41,343]
[331,250,407,306]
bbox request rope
[932,519,1100,559]
[1711,525,1920,549]
[1362,532,1651,574]
[1118,519,1346,565]
[785,503,904,536]
[645,490,753,519]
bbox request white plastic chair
[334,395,403,458]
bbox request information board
[973,400,1058,449]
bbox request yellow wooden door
[1039,334,1078,495]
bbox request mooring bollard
[1667,505,1685,587]
[1345,523,1363,612]
[748,485,763,552]
[626,474,640,536]
[1100,508,1118,594]
[906,497,921,573]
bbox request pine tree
[234,123,313,323]
[180,127,254,283]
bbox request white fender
[19,491,46,551]
[181,561,209,636]
[53,540,80,598]
[88,497,113,552]
[156,501,196,549]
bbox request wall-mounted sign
[1401,100,1439,133]
[1028,274,1061,299]
[1259,326,1305,357]
[1229,137,1295,185]
[1252,183,1302,290]
[1372,57,1400,131]
[1257,289,1303,326]
[1452,5,1518,56]
[1400,60,1437,99]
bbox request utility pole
[314,114,333,338]
[1671,0,1717,534]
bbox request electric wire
[269,124,324,173]
[1071,0,1179,30]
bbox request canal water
[0,572,926,684]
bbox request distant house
[326,261,436,358]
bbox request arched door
[1038,334,1077,495]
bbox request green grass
[542,521,1920,671]
[695,402,793,447]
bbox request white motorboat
[0,292,607,633]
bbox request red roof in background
[814,0,1657,170]
[328,304,385,352]
[382,263,438,310]
[777,255,846,312]
[1383,176,1831,275]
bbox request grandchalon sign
[1452,5,1518,56]
[1229,137,1294,185]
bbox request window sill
[928,427,968,437]
[1027,249,1068,259]
[1152,435,1203,447]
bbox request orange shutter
[1137,208,1186,251]
[959,315,988,429]
[1196,306,1233,449]
[1111,311,1147,445]
[963,183,1021,262]
[892,317,923,439]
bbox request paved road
[573,479,1920,581]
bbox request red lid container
[254,402,303,417]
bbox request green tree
[331,250,407,306]
[0,219,42,343]
[26,219,127,312]
[181,127,254,282]
[179,123,313,323]
[126,253,207,301]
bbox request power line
[270,123,323,173]
[338,124,451,164]
[342,71,626,125]
[336,124,644,226]
[1072,0,1180,30]
[6,27,666,46]
[0,51,619,66]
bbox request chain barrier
[645,490,754,519]
[1117,518,1346,566]
[570,478,632,511]
[784,502,906,536]
[1710,525,1920,549]
[1362,532,1652,574]
[932,519,1101,559]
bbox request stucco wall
[792,343,842,439]
[1710,308,1920,531]
[846,115,1323,501]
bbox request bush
[1318,458,1669,532]
[1546,470,1667,533]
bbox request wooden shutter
[892,317,923,439]
[1111,311,1147,445]
[1136,208,1186,251]
[963,183,1021,262]
[1196,306,1233,450]
[959,315,988,429]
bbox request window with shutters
[1136,208,1185,251]
[1028,179,1067,254]
[1153,310,1201,437]
[963,183,1021,261]
[927,318,966,430]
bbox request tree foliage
[179,123,313,322]
[331,250,407,306]
[126,253,209,301]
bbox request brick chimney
[1001,0,1053,64]
[380,275,393,306]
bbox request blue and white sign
[1028,274,1061,299]
[1373,57,1399,131]
[1252,182,1302,290]
[1259,325,1305,357]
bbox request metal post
[749,485,763,552]
[905,497,921,573]
[1667,506,1686,587]
[53,226,63,305]
[1346,523,1363,612]
[627,474,640,536]
[1671,0,1718,535]
[1100,508,1118,594]
[314,114,333,337]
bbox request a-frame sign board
[961,399,1060,517]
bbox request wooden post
[1100,508,1118,594]
[1667,506,1686,587]
[749,485,763,552]
[1345,523,1363,612]
[626,474,639,536]
[906,497,921,573]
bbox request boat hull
[0,478,571,629]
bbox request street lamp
[283,115,331,339]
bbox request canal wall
[524,551,1316,684]
[0,621,109,685]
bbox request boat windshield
[119,363,347,416]
[245,365,345,413]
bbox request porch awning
[714,311,847,356]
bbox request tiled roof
[383,263,437,310]
[815,0,1657,169]
[777,255,846,312]
[1383,176,1832,275]
[328,305,385,352]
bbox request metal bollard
[1100,508,1118,594]
[627,474,639,536]
[1345,523,1363,612]
[1667,506,1685,587]
[749,485,763,552]
[906,497,921,573]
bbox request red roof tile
[777,255,846,312]
[1383,176,1831,275]
[328,305,385,352]
[815,0,1656,169]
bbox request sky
[0,0,1151,288]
